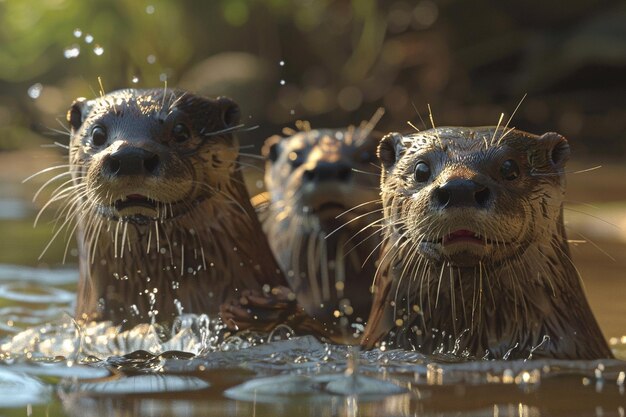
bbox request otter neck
[264,212,378,323]
[376,215,611,359]
[76,179,282,326]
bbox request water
[1,156,625,416]
[0,264,624,417]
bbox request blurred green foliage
[0,0,624,156]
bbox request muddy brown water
[0,149,624,417]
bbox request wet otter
[64,89,288,326]
[254,122,382,336]
[362,127,613,359]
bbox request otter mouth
[442,229,485,246]
[114,194,158,211]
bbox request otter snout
[433,179,491,209]
[302,161,352,183]
[102,146,161,177]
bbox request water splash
[27,83,43,99]
[63,45,80,59]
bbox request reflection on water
[0,263,625,416]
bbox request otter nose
[433,179,491,209]
[103,146,160,177]
[302,162,352,183]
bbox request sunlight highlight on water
[0,264,625,415]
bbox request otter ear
[538,132,570,168]
[262,135,282,163]
[377,132,405,170]
[216,96,241,128]
[67,98,87,131]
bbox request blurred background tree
[0,0,624,158]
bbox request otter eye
[91,125,107,147]
[501,159,520,181]
[172,123,191,143]
[414,161,431,182]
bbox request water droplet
[84,34,94,44]
[93,45,104,56]
[147,55,156,64]
[63,45,80,59]
[279,60,285,66]
[73,28,82,38]
[146,5,155,14]
[159,73,167,82]
[27,83,43,99]
[255,180,263,189]
[131,76,139,84]
[279,80,286,85]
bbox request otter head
[262,128,380,229]
[67,89,240,224]
[377,127,570,268]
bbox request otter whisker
[335,199,382,219]
[180,243,184,277]
[113,220,121,259]
[325,207,385,239]
[564,206,619,228]
[120,221,129,258]
[23,164,74,183]
[351,168,381,177]
[33,172,76,203]
[496,93,527,145]
[530,165,602,177]
[490,113,505,147]
[343,219,384,256]
[201,124,258,138]
[407,121,420,132]
[34,182,86,227]
[355,107,385,145]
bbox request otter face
[67,89,240,223]
[262,128,380,229]
[377,127,570,267]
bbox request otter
[361,127,613,359]
[253,123,382,336]
[62,89,288,327]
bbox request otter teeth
[114,194,157,210]
[442,229,484,245]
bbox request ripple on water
[0,264,77,285]
[0,281,74,304]
[225,373,406,403]
[69,374,210,395]
[0,367,50,407]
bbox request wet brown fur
[256,125,382,335]
[362,126,613,359]
[61,89,286,326]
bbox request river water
[0,150,625,417]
